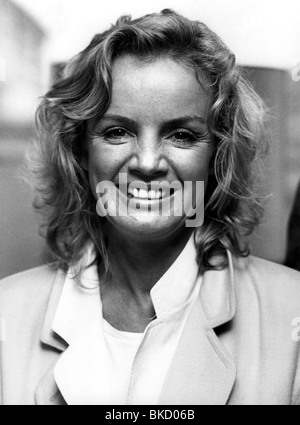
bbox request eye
[168,130,197,145]
[103,128,133,141]
[104,128,132,139]
[168,128,212,147]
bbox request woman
[1,9,300,405]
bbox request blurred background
[0,0,299,279]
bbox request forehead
[108,55,211,119]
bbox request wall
[246,67,300,263]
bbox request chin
[107,214,187,240]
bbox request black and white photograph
[0,0,300,407]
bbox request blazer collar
[158,295,236,405]
[36,268,68,405]
[40,268,68,352]
[158,251,236,405]
[36,250,236,405]
[200,250,236,328]
[40,250,236,350]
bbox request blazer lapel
[159,252,237,405]
[158,297,236,405]
[35,365,67,405]
[40,268,68,351]
[36,261,105,406]
[35,268,68,405]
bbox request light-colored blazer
[0,255,300,405]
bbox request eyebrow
[99,114,207,127]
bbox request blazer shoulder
[235,255,300,283]
[0,265,59,313]
[233,255,300,309]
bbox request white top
[52,233,202,405]
[102,319,144,404]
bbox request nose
[128,132,168,179]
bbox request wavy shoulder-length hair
[33,9,268,274]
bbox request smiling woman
[1,9,300,406]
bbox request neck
[99,225,193,332]
[106,226,193,296]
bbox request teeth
[139,189,148,199]
[127,186,170,199]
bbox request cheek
[176,148,213,183]
[87,150,110,200]
[88,145,119,183]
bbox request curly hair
[32,9,268,274]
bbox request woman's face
[87,55,214,240]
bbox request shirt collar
[47,234,236,348]
[51,234,200,343]
[150,232,201,318]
